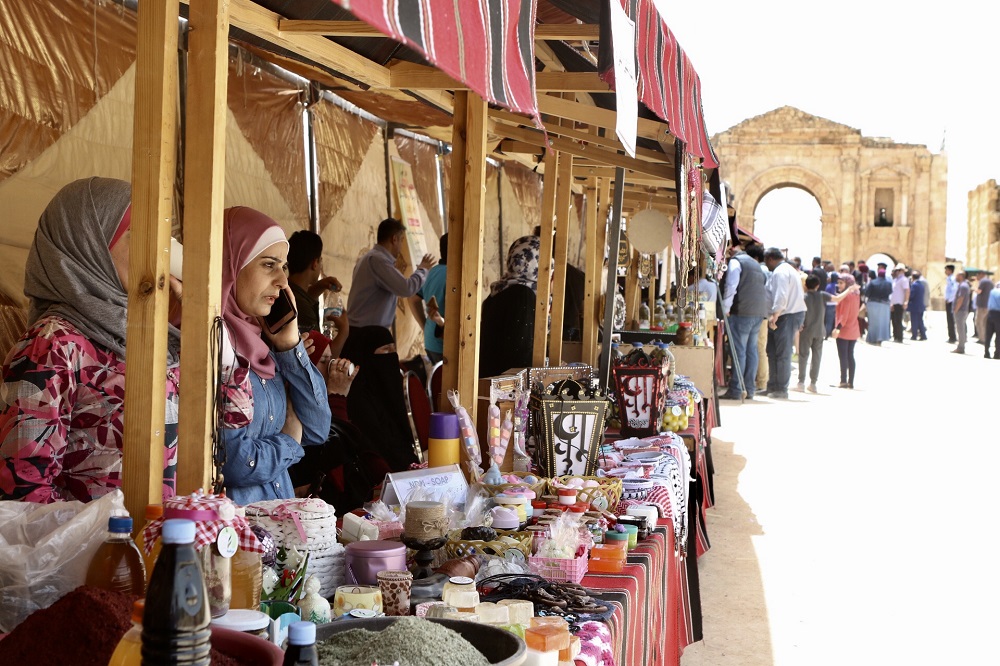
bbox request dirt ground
[680,310,999,666]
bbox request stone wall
[966,180,1000,276]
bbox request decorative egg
[522,475,538,484]
[568,477,585,488]
[583,479,600,488]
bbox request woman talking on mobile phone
[216,206,330,505]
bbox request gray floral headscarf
[490,235,541,296]
[24,176,179,363]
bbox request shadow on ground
[681,437,772,666]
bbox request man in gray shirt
[347,218,437,332]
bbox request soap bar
[526,624,571,651]
[558,635,581,661]
[591,544,627,560]
[445,589,480,610]
[529,616,569,630]
[475,602,511,625]
[588,557,624,573]
[498,599,534,625]
[523,648,559,666]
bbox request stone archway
[713,106,949,300]
[737,164,840,259]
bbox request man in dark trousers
[944,264,957,343]
[720,242,768,400]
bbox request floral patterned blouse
[0,316,179,503]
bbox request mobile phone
[263,289,297,335]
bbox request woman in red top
[833,274,862,388]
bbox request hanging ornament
[638,253,653,289]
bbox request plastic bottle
[230,508,263,611]
[108,599,145,666]
[697,303,708,342]
[282,621,319,666]
[142,504,164,588]
[85,515,146,597]
[427,411,461,468]
[637,302,651,330]
[665,304,678,334]
[142,518,212,666]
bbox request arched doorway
[753,187,822,265]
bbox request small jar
[531,500,547,518]
[557,488,578,506]
[676,322,693,346]
[604,530,629,553]
[210,609,269,639]
[200,543,233,618]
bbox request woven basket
[528,553,589,584]
[443,529,533,559]
[245,498,346,598]
[548,476,623,512]
[473,472,548,499]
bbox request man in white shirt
[762,247,807,399]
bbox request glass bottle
[85,515,146,597]
[638,302,651,330]
[283,621,319,666]
[142,519,212,666]
[230,507,262,611]
[665,304,678,334]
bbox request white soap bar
[443,589,480,609]
[498,599,534,625]
[524,648,559,666]
[474,602,510,625]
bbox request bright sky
[660,1,1000,262]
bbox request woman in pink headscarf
[217,207,330,505]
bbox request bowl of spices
[314,616,525,665]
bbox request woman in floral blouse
[0,177,181,503]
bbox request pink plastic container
[345,540,408,585]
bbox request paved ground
[680,311,998,666]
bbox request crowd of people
[0,179,439,511]
[718,242,999,402]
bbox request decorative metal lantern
[530,379,611,477]
[611,345,669,438]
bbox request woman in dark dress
[479,235,541,378]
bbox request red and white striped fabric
[330,0,541,123]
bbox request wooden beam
[537,94,672,143]
[597,170,625,387]
[550,153,573,365]
[388,64,611,93]
[177,0,229,495]
[225,0,391,88]
[123,0,179,526]
[496,139,546,155]
[441,91,468,411]
[490,122,674,182]
[581,177,600,367]
[279,19,599,41]
[532,151,559,367]
[491,109,672,165]
[454,93,489,416]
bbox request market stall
[0,0,723,664]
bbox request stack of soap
[474,602,510,625]
[498,599,534,625]
[525,624,571,651]
[443,588,479,610]
[558,635,581,664]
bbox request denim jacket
[221,340,330,505]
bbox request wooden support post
[441,92,467,410]
[177,0,229,495]
[593,177,611,366]
[581,177,600,368]
[532,151,559,367]
[625,247,641,329]
[648,257,657,320]
[123,0,179,525]
[549,153,573,365]
[597,168,626,389]
[441,92,488,413]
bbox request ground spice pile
[0,585,247,666]
[316,618,490,666]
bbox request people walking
[944,264,957,343]
[907,271,927,341]
[984,281,1000,359]
[833,274,862,388]
[864,267,892,345]
[951,271,971,354]
[762,247,806,400]
[975,274,994,343]
[720,242,768,400]
[889,263,909,343]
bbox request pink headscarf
[222,207,289,379]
